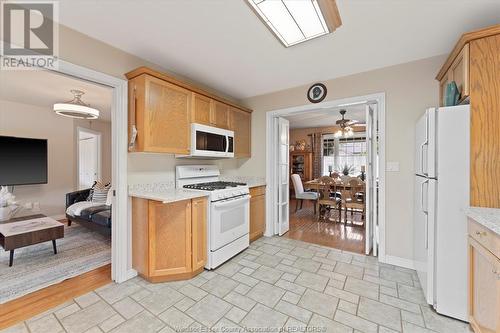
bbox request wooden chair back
[316,176,336,201]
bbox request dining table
[303,178,366,190]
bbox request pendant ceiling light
[54,90,99,119]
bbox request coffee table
[0,214,64,267]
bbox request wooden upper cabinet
[191,93,212,126]
[231,107,251,158]
[212,100,230,129]
[191,197,207,270]
[126,67,252,156]
[148,199,192,277]
[438,44,470,106]
[129,74,192,154]
[470,34,500,208]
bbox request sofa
[65,189,111,235]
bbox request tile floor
[2,236,472,333]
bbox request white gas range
[176,165,250,269]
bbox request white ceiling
[55,0,500,99]
[286,104,366,129]
[0,70,113,121]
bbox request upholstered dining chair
[339,178,366,225]
[315,176,342,222]
[291,174,319,214]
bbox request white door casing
[365,104,377,255]
[276,117,290,236]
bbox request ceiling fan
[334,109,363,138]
[336,109,365,126]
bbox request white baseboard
[50,214,66,220]
[380,255,415,270]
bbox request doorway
[77,128,102,189]
[265,93,386,258]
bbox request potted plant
[338,164,354,176]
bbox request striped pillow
[91,181,111,203]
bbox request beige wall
[241,55,446,261]
[0,99,111,217]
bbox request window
[321,134,367,176]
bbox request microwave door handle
[225,135,229,153]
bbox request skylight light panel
[247,0,342,47]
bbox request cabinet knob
[475,231,487,237]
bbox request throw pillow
[105,188,113,206]
[91,181,111,204]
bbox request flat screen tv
[0,136,48,186]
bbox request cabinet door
[231,108,252,158]
[212,101,230,129]
[143,75,192,154]
[468,237,500,333]
[148,200,192,277]
[250,188,266,242]
[192,197,207,270]
[450,43,469,100]
[192,93,212,126]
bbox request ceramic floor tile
[223,291,257,311]
[251,265,283,284]
[158,307,194,330]
[274,300,312,323]
[308,313,353,333]
[200,275,238,298]
[357,297,401,331]
[109,311,164,333]
[294,271,329,292]
[60,301,117,333]
[298,289,338,318]
[185,294,231,327]
[246,281,286,307]
[240,304,287,329]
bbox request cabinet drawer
[250,186,266,197]
[468,218,500,258]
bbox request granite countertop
[128,183,208,203]
[465,207,500,236]
[219,176,266,188]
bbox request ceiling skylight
[247,0,342,47]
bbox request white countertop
[128,183,208,203]
[219,176,266,188]
[465,207,500,236]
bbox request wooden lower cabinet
[249,186,266,242]
[132,197,207,282]
[468,219,500,333]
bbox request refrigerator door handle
[420,142,427,176]
[421,179,429,214]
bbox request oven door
[210,195,250,251]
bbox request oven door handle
[213,195,250,209]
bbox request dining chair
[291,174,319,214]
[315,176,341,222]
[339,178,365,225]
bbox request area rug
[0,223,111,304]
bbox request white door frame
[265,93,387,261]
[76,127,102,189]
[46,60,131,282]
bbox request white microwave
[183,123,234,159]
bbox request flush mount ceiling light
[246,0,342,47]
[53,90,99,119]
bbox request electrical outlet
[33,202,40,212]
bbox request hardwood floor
[285,199,366,254]
[0,264,111,330]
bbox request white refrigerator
[414,105,470,321]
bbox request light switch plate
[386,161,400,172]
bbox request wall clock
[307,83,327,103]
